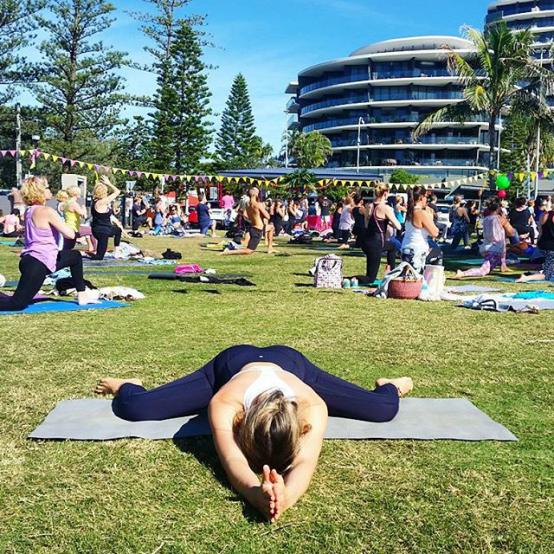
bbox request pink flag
[0,151,6,157]
[8,150,16,157]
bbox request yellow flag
[43,153,51,160]
[52,155,59,162]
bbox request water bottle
[342,278,351,289]
[351,277,359,288]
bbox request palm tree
[413,22,554,189]
[291,131,333,169]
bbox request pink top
[221,194,235,210]
[2,214,19,234]
[480,215,506,256]
[21,206,59,272]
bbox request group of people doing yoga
[222,187,277,255]
[96,344,413,522]
[0,175,128,311]
[339,184,441,284]
[0,177,100,311]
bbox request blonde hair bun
[234,390,306,474]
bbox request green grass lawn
[1,236,553,553]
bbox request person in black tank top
[90,177,123,260]
[359,185,402,284]
[508,198,533,240]
[517,210,554,283]
[351,194,365,247]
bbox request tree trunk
[488,112,498,192]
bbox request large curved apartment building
[286,36,497,177]
[487,0,554,62]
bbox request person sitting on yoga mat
[95,344,413,522]
[0,208,22,237]
[222,188,270,255]
[517,208,554,283]
[0,176,99,311]
[91,176,122,260]
[400,186,440,274]
[62,186,94,253]
[455,199,515,279]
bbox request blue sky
[22,0,489,152]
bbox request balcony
[330,136,486,148]
[303,117,362,132]
[371,68,452,80]
[300,94,369,116]
[299,72,369,96]
[301,114,491,133]
[372,90,464,102]
[487,3,554,22]
[286,97,299,113]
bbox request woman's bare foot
[95,378,143,396]
[376,377,414,398]
[454,270,465,280]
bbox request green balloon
[496,174,511,190]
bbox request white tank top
[402,219,430,253]
[233,367,296,411]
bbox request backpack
[314,254,343,289]
[175,263,204,275]
[162,248,182,260]
[289,232,312,244]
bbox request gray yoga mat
[29,398,517,442]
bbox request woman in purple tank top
[0,176,99,311]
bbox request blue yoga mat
[495,277,553,285]
[0,299,128,316]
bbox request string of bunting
[2,150,549,191]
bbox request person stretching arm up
[0,177,98,311]
[222,188,270,255]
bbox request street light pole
[356,117,365,173]
[15,103,22,187]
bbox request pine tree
[34,0,129,158]
[215,74,259,169]
[169,22,212,173]
[149,59,178,170]
[0,0,45,104]
[131,0,207,169]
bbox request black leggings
[0,251,86,311]
[92,226,122,260]
[63,235,79,250]
[132,216,146,232]
[360,236,397,284]
[113,345,399,423]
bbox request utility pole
[15,103,22,188]
[356,117,365,173]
